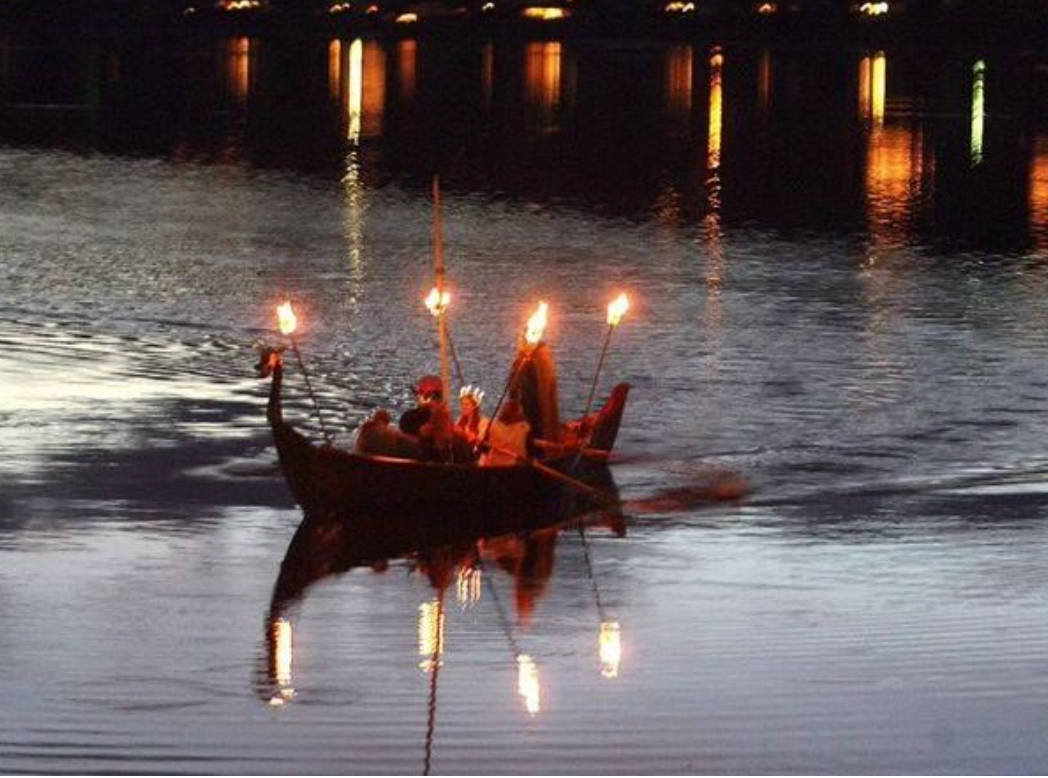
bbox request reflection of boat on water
[255,344,629,538]
[258,501,625,770]
[258,497,626,701]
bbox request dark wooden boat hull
[261,348,628,546]
[272,420,618,545]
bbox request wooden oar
[532,438,610,462]
[490,446,619,508]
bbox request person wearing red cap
[398,374,443,437]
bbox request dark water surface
[3,30,1048,774]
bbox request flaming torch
[482,300,549,450]
[580,293,630,432]
[425,287,464,388]
[276,301,333,446]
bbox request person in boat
[399,375,443,437]
[354,408,422,459]
[481,397,532,466]
[418,400,456,462]
[455,385,489,446]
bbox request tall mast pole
[432,175,452,407]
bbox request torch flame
[277,301,298,335]
[599,620,621,679]
[425,287,451,317]
[517,653,540,715]
[606,293,630,326]
[524,301,549,345]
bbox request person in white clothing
[482,398,531,466]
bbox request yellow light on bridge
[395,12,418,22]
[859,1,888,15]
[218,0,262,10]
[522,6,567,19]
[756,2,776,13]
[664,1,695,12]
[517,654,540,715]
[276,301,298,336]
[524,301,549,345]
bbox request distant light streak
[971,60,985,166]
[328,39,341,102]
[348,38,363,144]
[1032,136,1048,248]
[707,48,723,172]
[858,52,885,126]
[665,45,693,121]
[664,1,695,12]
[859,1,888,15]
[395,12,418,23]
[522,6,567,19]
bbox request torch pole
[479,349,528,451]
[432,176,452,408]
[446,328,465,388]
[289,335,333,446]
[581,323,615,424]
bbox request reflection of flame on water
[524,301,549,345]
[599,621,621,679]
[456,566,482,608]
[269,617,295,706]
[516,654,540,715]
[418,599,445,673]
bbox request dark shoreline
[3,2,1048,56]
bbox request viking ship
[256,343,630,542]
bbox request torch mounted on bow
[276,300,333,446]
